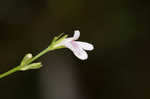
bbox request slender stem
[0,66,21,79]
[27,47,50,64]
[0,46,54,79]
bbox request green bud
[19,62,42,71]
[20,53,32,66]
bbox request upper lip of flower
[54,30,94,60]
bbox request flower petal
[73,30,80,40]
[76,41,94,51]
[54,38,72,48]
[65,42,88,60]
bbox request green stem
[27,47,50,64]
[0,66,21,79]
[0,46,54,79]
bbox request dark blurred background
[0,0,150,99]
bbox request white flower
[54,30,94,60]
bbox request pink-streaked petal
[54,38,72,47]
[64,38,74,42]
[76,41,94,51]
[65,42,88,60]
[73,30,80,40]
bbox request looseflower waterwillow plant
[0,30,94,79]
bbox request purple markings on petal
[54,30,94,60]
